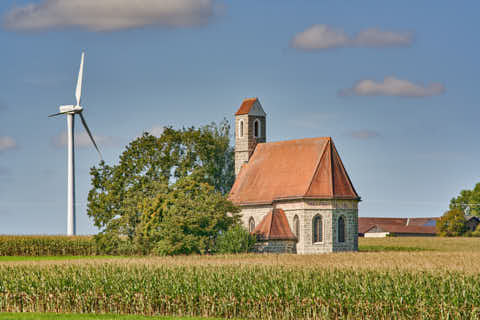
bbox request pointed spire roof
[229,137,359,205]
[253,208,297,241]
[235,98,266,116]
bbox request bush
[215,225,256,254]
[471,225,480,237]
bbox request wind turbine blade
[79,112,103,160]
[48,111,69,117]
[75,52,85,106]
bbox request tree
[151,176,239,255]
[449,183,480,217]
[437,208,466,237]
[87,120,239,254]
[215,224,256,254]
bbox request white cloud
[291,24,413,51]
[4,0,215,32]
[353,28,412,47]
[53,131,114,148]
[0,136,16,151]
[339,76,445,98]
[291,25,349,50]
[349,130,380,140]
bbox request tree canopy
[87,120,240,255]
[437,208,466,237]
[449,183,480,217]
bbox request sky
[0,0,479,234]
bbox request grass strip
[359,245,429,252]
[0,313,219,320]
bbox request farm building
[229,98,360,253]
[465,215,480,232]
[358,217,438,237]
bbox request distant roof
[253,208,297,241]
[235,98,258,115]
[365,224,437,235]
[359,217,438,235]
[229,137,359,205]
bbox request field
[1,237,480,319]
[0,314,213,320]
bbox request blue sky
[0,0,479,234]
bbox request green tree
[449,183,480,217]
[437,208,466,237]
[87,120,238,254]
[215,224,256,254]
[152,176,240,255]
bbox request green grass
[359,236,480,252]
[0,256,121,262]
[0,313,218,320]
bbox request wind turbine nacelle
[59,105,83,113]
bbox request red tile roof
[368,224,436,234]
[235,98,258,115]
[359,217,438,235]
[253,208,297,241]
[229,137,359,205]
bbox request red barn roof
[359,217,438,235]
[253,208,297,241]
[229,137,359,205]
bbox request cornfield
[0,236,97,256]
[0,263,479,319]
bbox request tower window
[249,217,255,232]
[312,215,322,243]
[338,216,345,243]
[254,119,260,138]
[293,215,300,240]
[239,120,244,137]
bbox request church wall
[239,199,359,254]
[239,204,273,232]
[331,209,358,252]
[275,200,329,254]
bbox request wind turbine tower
[49,52,102,236]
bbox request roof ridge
[304,138,331,197]
[331,141,359,199]
[263,137,330,146]
[267,209,275,238]
[329,138,335,197]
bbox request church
[228,98,360,254]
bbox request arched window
[293,215,299,240]
[338,216,345,243]
[249,217,255,232]
[239,120,244,138]
[254,119,260,138]
[312,215,322,243]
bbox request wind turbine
[49,52,102,236]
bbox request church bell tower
[234,98,266,176]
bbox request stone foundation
[253,240,296,253]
